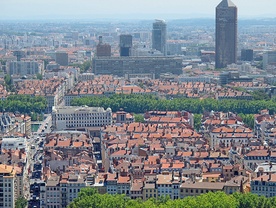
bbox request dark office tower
[55,51,68,66]
[241,49,253,61]
[215,0,237,69]
[120,34,133,57]
[152,19,167,56]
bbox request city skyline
[1,0,276,20]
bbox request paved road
[25,114,52,201]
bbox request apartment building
[0,165,17,208]
[52,106,112,130]
[8,61,43,76]
[46,176,61,208]
[156,174,173,198]
[92,56,182,78]
[106,173,117,195]
[143,182,157,201]
[43,174,86,208]
[251,173,276,197]
[243,149,271,170]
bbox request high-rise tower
[119,34,133,57]
[152,20,167,56]
[215,0,237,69]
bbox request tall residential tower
[215,0,238,69]
[152,20,167,56]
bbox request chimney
[19,150,22,160]
[208,163,212,172]
[172,171,174,181]
[259,167,264,176]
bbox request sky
[1,0,276,20]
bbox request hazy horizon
[1,0,276,20]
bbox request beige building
[0,165,18,208]
[180,182,225,198]
[46,176,61,208]
[143,183,157,200]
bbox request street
[25,114,52,207]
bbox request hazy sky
[1,0,276,20]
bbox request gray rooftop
[217,0,236,8]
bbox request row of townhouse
[94,171,246,201]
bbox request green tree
[36,73,43,80]
[251,90,270,101]
[238,114,255,129]
[193,114,202,131]
[4,74,13,91]
[71,61,92,73]
[0,59,6,65]
[15,196,28,208]
[0,95,47,119]
[71,189,276,208]
[134,114,144,123]
[71,94,276,115]
[43,60,49,69]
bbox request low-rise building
[1,137,26,151]
[251,173,276,197]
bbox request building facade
[55,51,69,66]
[251,174,276,197]
[0,165,17,208]
[241,49,253,61]
[215,0,238,68]
[120,34,133,57]
[96,36,111,57]
[92,56,183,78]
[263,51,276,70]
[8,61,43,76]
[152,20,167,56]
[52,106,112,130]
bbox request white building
[52,106,112,130]
[8,61,43,76]
[79,73,95,81]
[178,76,211,83]
[1,137,26,151]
